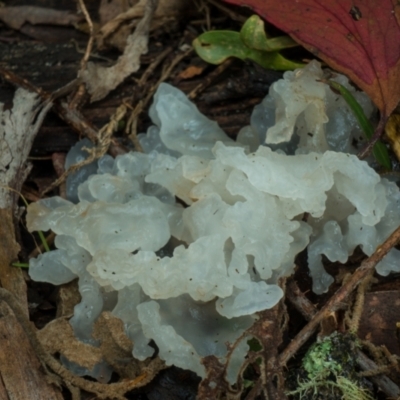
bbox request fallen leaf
[97,0,189,50]
[37,318,104,372]
[99,0,132,25]
[177,65,205,80]
[358,290,400,356]
[0,6,80,30]
[223,0,400,117]
[80,0,158,102]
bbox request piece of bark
[358,290,400,356]
[0,6,80,30]
[0,88,52,314]
[0,301,63,400]
[0,209,27,316]
[37,317,104,371]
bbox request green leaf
[38,230,51,252]
[326,79,391,170]
[12,262,29,268]
[193,30,304,71]
[240,15,297,52]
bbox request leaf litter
[0,0,400,399]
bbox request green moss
[287,332,374,400]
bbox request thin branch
[279,224,400,366]
[358,116,388,160]
[77,0,94,70]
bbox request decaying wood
[0,301,63,400]
[0,6,81,30]
[0,88,52,314]
[0,287,166,399]
[0,209,27,316]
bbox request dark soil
[1,0,400,399]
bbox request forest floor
[0,0,400,399]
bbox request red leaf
[223,0,400,116]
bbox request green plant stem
[325,79,391,170]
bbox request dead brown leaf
[0,6,81,30]
[96,0,189,50]
[80,0,158,102]
[177,65,205,80]
[37,318,104,371]
[358,290,400,356]
[99,0,136,25]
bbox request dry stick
[358,116,388,160]
[0,67,128,158]
[77,0,94,70]
[41,103,127,196]
[138,46,173,86]
[125,46,173,149]
[145,47,194,107]
[279,224,400,366]
[357,350,400,398]
[68,0,95,110]
[125,47,193,148]
[195,0,211,31]
[0,66,77,102]
[286,279,317,320]
[0,287,165,399]
[126,100,144,152]
[188,58,234,100]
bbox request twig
[77,0,94,71]
[126,100,144,152]
[188,58,234,100]
[41,103,127,195]
[356,350,400,398]
[69,0,95,110]
[286,279,317,320]
[358,116,388,160]
[124,46,173,149]
[138,46,173,86]
[147,47,194,106]
[125,47,193,148]
[0,68,128,158]
[279,224,400,366]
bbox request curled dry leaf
[223,0,400,117]
[37,318,104,373]
[0,6,81,30]
[80,0,158,102]
[97,0,188,50]
[99,0,135,25]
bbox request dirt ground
[0,0,400,399]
